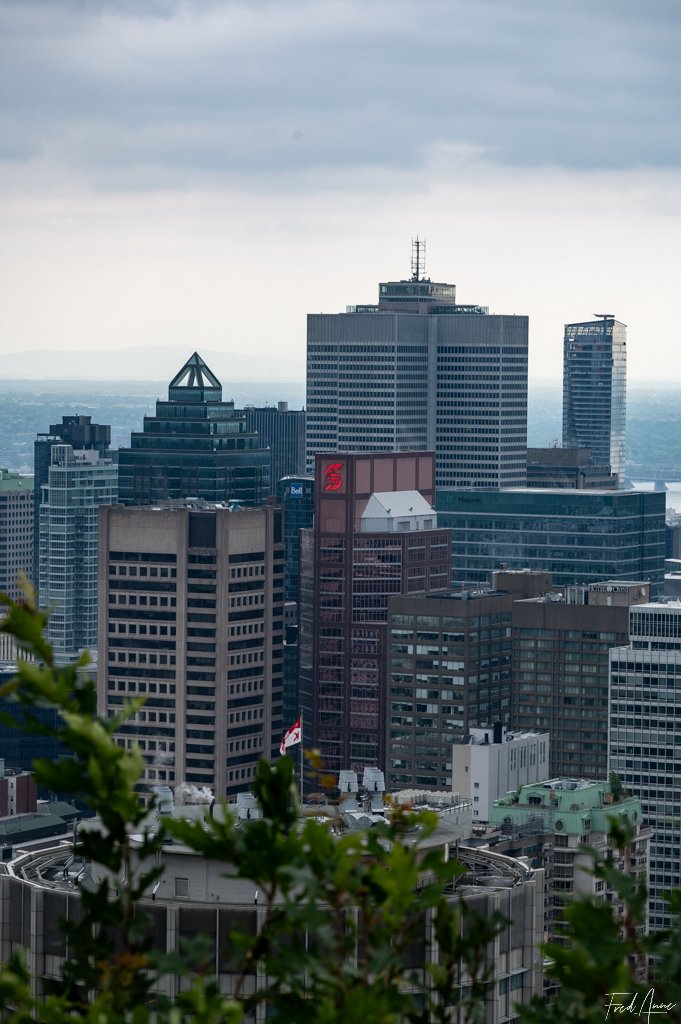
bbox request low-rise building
[489,778,650,945]
[452,725,550,822]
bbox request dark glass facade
[117,353,270,507]
[437,488,666,594]
[244,404,306,495]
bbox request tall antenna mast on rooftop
[411,236,426,282]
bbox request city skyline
[1,2,681,382]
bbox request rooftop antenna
[411,236,426,282]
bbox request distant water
[631,481,681,513]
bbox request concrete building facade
[512,580,651,779]
[0,789,545,1022]
[609,601,681,930]
[0,468,33,602]
[306,259,528,491]
[490,778,649,945]
[452,726,550,822]
[386,571,552,792]
[97,502,285,800]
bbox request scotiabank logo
[324,462,344,492]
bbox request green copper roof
[0,469,33,494]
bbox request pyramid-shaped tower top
[168,352,223,403]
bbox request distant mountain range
[0,345,303,383]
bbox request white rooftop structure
[360,490,437,533]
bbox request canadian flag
[280,718,301,756]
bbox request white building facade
[452,726,550,821]
[609,601,681,930]
[306,268,528,491]
[39,445,117,660]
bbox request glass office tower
[118,353,270,507]
[563,317,627,486]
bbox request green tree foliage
[1,589,681,1023]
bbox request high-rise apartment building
[244,402,306,495]
[39,445,117,661]
[97,502,284,799]
[306,249,528,490]
[609,602,681,930]
[512,580,650,779]
[563,316,627,485]
[117,353,270,508]
[0,468,33,602]
[299,451,451,777]
[437,488,666,593]
[33,415,111,593]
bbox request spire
[168,352,222,402]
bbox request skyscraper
[609,602,681,930]
[563,316,627,485]
[244,402,306,494]
[306,244,528,490]
[97,502,284,799]
[39,444,117,661]
[0,468,33,602]
[512,579,650,780]
[299,451,451,777]
[33,415,111,594]
[117,353,270,508]
[437,488,665,593]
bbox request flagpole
[299,707,304,808]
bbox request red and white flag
[280,717,301,756]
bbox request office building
[512,580,651,779]
[33,415,111,593]
[452,725,550,822]
[437,488,665,594]
[97,501,284,799]
[299,451,451,777]
[0,790,544,1021]
[276,475,314,725]
[244,402,306,494]
[39,445,117,661]
[306,247,528,490]
[490,778,649,946]
[526,447,616,490]
[609,602,681,930]
[563,316,627,485]
[0,468,33,602]
[117,353,270,508]
[276,475,314,603]
[386,570,552,791]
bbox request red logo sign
[324,462,344,492]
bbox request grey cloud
[1,0,681,189]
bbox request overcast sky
[1,0,680,381]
